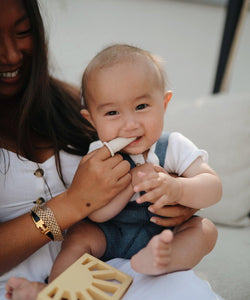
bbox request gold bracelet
[31,210,54,241]
[31,203,64,241]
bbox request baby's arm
[176,157,222,208]
[134,156,222,210]
[88,184,134,222]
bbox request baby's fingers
[136,187,162,204]
[148,194,171,211]
[134,176,159,194]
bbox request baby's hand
[131,163,156,187]
[134,168,183,210]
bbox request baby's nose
[122,115,139,131]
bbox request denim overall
[98,132,172,261]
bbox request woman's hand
[65,145,131,218]
[0,146,131,275]
[131,164,197,227]
[149,205,198,227]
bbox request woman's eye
[16,28,32,37]
[106,111,119,116]
[136,104,148,110]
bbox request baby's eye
[105,111,119,116]
[136,104,148,110]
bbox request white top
[0,149,82,299]
[89,132,208,202]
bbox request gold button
[33,197,45,205]
[34,168,44,177]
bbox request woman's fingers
[81,144,113,163]
[150,215,184,227]
[150,206,198,227]
[82,145,127,171]
[116,173,132,189]
[112,159,131,181]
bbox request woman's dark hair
[17,0,96,184]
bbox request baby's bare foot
[5,277,45,300]
[131,229,174,275]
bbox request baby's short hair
[81,44,167,107]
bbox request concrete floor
[40,0,250,100]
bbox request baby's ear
[164,91,172,110]
[80,109,94,127]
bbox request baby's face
[85,57,169,156]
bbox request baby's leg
[50,220,106,282]
[131,217,217,275]
[130,229,174,275]
[165,216,218,272]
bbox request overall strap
[120,153,137,169]
[154,132,170,168]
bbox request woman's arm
[0,146,131,275]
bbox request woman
[0,1,210,299]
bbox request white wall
[40,0,250,100]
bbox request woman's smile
[0,68,21,83]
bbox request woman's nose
[0,37,22,65]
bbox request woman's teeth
[0,69,19,78]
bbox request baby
[48,44,222,279]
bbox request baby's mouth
[133,136,142,142]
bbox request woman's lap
[108,258,223,300]
[0,255,223,300]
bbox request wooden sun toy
[37,253,133,300]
